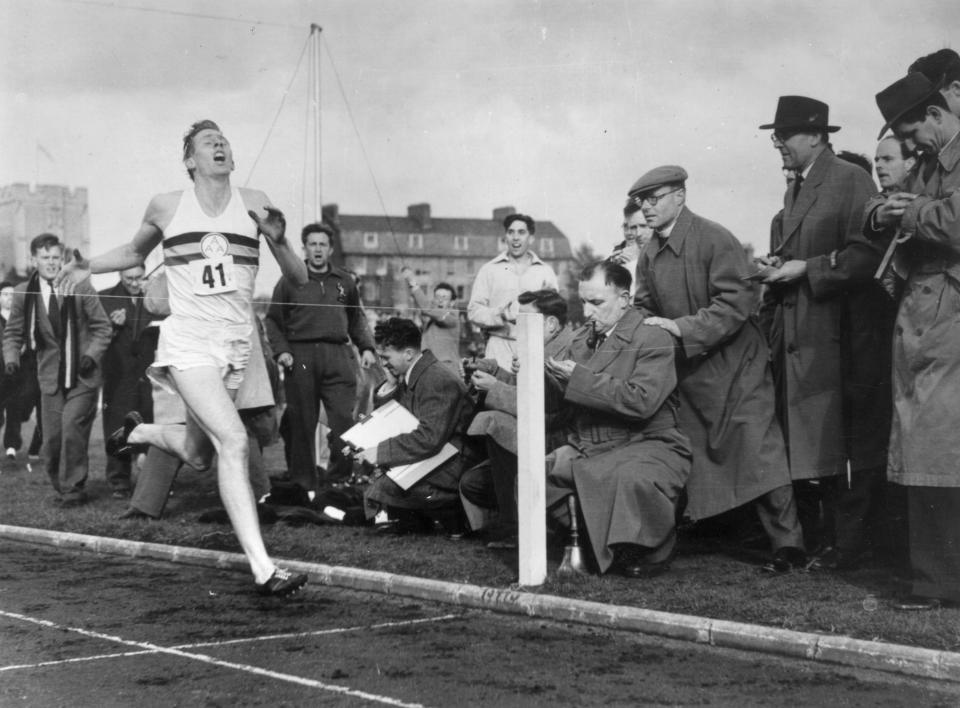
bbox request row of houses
[323,202,574,309]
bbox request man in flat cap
[630,165,805,573]
[863,72,960,610]
[757,96,889,568]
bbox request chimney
[407,203,431,230]
[492,206,516,224]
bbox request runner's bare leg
[128,365,275,583]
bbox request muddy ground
[1,540,958,707]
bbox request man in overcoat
[98,265,162,497]
[757,96,888,560]
[544,261,691,577]
[630,165,806,573]
[863,72,960,609]
[3,233,112,505]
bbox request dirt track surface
[2,539,959,707]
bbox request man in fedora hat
[628,165,806,574]
[757,96,889,569]
[863,72,960,610]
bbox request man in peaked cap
[862,72,960,610]
[629,165,806,573]
[756,96,890,570]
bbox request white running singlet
[161,187,259,325]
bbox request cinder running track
[1,540,958,706]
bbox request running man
[58,120,309,596]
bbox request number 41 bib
[191,232,238,295]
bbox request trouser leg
[285,343,321,493]
[129,447,183,518]
[907,486,960,603]
[487,439,518,527]
[317,343,359,484]
[59,385,98,498]
[833,466,885,556]
[41,390,64,493]
[793,479,827,550]
[755,483,805,551]
[102,376,137,491]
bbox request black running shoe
[106,412,147,460]
[255,568,308,597]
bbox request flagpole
[311,23,322,222]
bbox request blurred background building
[0,183,90,280]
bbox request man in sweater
[266,222,377,497]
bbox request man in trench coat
[757,96,888,561]
[863,70,960,609]
[544,261,691,577]
[630,165,806,573]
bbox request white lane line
[173,613,460,649]
[0,610,427,707]
[0,649,157,672]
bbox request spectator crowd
[3,49,960,608]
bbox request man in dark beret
[630,165,806,573]
[757,96,889,569]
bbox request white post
[516,312,546,585]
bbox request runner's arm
[244,189,308,287]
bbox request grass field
[2,411,959,654]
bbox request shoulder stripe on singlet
[166,254,259,266]
[164,232,260,250]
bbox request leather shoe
[56,493,88,508]
[613,542,674,579]
[762,546,808,574]
[894,594,941,611]
[106,412,147,459]
[119,506,156,520]
[809,546,863,572]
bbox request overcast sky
[1,0,955,292]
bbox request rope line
[244,32,312,188]
[321,36,407,270]
[48,0,302,29]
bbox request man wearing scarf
[2,233,111,506]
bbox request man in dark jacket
[266,222,377,497]
[3,233,112,505]
[359,317,474,533]
[98,265,161,496]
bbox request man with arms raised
[59,120,309,596]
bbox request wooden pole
[516,312,546,585]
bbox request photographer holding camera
[459,289,574,546]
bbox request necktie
[46,281,61,337]
[791,173,804,203]
[592,332,607,351]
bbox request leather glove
[78,355,97,377]
[4,361,18,376]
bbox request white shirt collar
[404,352,424,385]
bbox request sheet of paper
[341,399,419,451]
[386,443,459,490]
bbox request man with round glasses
[630,165,805,574]
[757,96,889,570]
